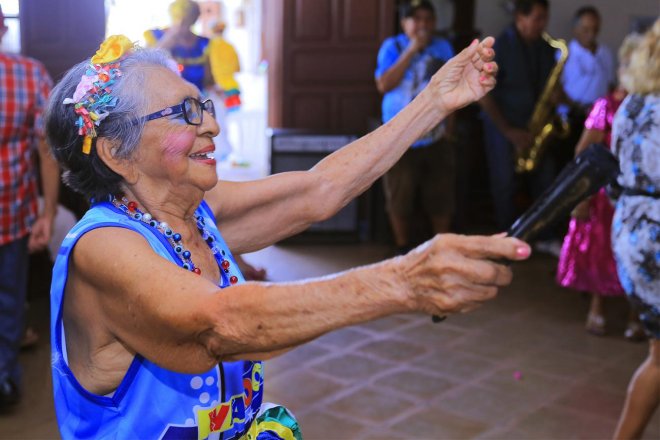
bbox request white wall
[475,0,658,58]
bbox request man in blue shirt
[375,0,455,253]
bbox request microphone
[507,143,620,241]
[432,143,620,324]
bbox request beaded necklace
[111,195,239,285]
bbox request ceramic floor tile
[297,410,368,440]
[327,387,416,424]
[420,346,500,383]
[399,319,468,348]
[374,368,458,401]
[264,369,346,411]
[511,405,617,439]
[552,383,626,420]
[431,384,544,425]
[315,327,374,349]
[354,316,416,334]
[264,341,332,379]
[357,338,429,363]
[390,406,490,439]
[314,353,397,383]
[502,346,606,380]
[475,368,577,408]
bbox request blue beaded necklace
[111,195,240,285]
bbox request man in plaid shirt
[0,6,59,409]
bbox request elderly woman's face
[132,66,219,194]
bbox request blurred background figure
[145,0,265,280]
[0,5,58,409]
[556,33,642,339]
[144,0,211,91]
[209,21,241,112]
[375,0,456,255]
[208,20,241,163]
[478,0,563,256]
[557,6,615,170]
[611,19,660,440]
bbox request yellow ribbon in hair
[91,35,134,65]
[82,135,93,155]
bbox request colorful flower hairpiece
[63,35,135,154]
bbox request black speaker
[268,128,361,242]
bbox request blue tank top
[50,201,299,439]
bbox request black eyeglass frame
[139,97,215,126]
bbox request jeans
[0,236,29,387]
[482,116,557,234]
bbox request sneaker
[534,239,562,258]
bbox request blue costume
[145,29,209,91]
[611,93,660,338]
[50,201,300,439]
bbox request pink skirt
[557,188,624,296]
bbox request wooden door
[263,0,394,135]
[20,0,105,81]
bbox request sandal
[624,321,646,342]
[585,313,606,336]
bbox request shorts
[383,139,456,217]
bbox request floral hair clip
[63,35,135,154]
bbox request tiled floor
[1,244,659,439]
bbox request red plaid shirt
[0,53,52,245]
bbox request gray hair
[46,48,175,201]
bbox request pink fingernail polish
[516,247,530,257]
[480,75,486,82]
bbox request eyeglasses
[139,97,215,126]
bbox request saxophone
[515,33,570,173]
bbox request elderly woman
[46,35,530,439]
[611,19,660,440]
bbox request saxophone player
[478,0,563,255]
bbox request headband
[63,35,134,154]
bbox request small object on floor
[513,370,523,381]
[533,239,562,258]
[20,326,39,350]
[624,321,647,342]
[0,378,20,410]
[585,312,606,336]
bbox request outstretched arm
[69,227,528,378]
[207,38,498,253]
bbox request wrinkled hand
[425,37,498,113]
[28,216,53,253]
[399,234,530,316]
[506,127,533,153]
